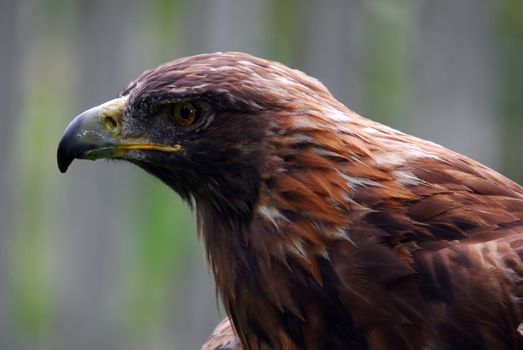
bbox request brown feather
[114,53,523,349]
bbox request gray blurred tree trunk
[412,0,498,167]
[0,0,21,348]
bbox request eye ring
[173,101,201,127]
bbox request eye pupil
[180,106,191,119]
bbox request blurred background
[0,0,522,349]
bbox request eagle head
[58,52,335,217]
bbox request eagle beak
[57,97,128,173]
[57,97,183,173]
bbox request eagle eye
[173,101,201,127]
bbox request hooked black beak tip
[57,115,86,173]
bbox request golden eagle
[58,52,523,350]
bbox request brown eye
[173,101,201,126]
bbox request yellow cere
[99,97,127,133]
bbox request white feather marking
[290,118,322,130]
[246,99,262,110]
[200,113,215,129]
[275,76,300,87]
[214,87,237,104]
[474,243,485,265]
[372,151,405,167]
[292,133,313,143]
[392,169,423,186]
[340,173,381,190]
[312,147,341,158]
[362,127,383,135]
[324,105,352,122]
[238,59,256,67]
[319,248,330,260]
[268,63,286,74]
[372,144,440,167]
[518,323,523,336]
[287,237,307,259]
[257,205,288,229]
[343,191,357,204]
[335,125,358,135]
[215,87,230,94]
[214,65,237,72]
[328,226,356,246]
[189,83,210,90]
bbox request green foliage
[122,173,196,336]
[10,37,74,340]
[497,0,523,181]
[268,0,301,65]
[362,0,415,126]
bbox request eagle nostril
[101,114,119,131]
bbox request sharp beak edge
[57,97,127,173]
